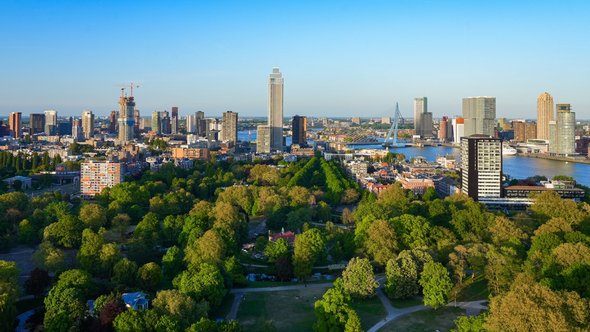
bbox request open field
[381,307,465,332]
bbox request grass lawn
[390,297,423,308]
[350,296,386,330]
[236,287,327,332]
[381,307,465,332]
[211,294,234,320]
[453,275,490,302]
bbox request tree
[44,269,91,332]
[313,279,362,332]
[264,238,290,263]
[43,214,84,248]
[112,258,138,287]
[137,262,162,292]
[173,263,227,308]
[486,278,590,331]
[365,219,398,266]
[77,228,103,274]
[32,241,67,273]
[531,190,585,224]
[185,229,227,267]
[341,257,379,298]
[419,261,452,309]
[98,298,126,330]
[293,228,325,280]
[112,310,149,332]
[152,289,207,329]
[162,246,184,282]
[79,203,108,231]
[452,314,486,332]
[0,260,19,332]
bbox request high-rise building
[537,92,554,140]
[81,110,94,139]
[550,104,576,155]
[133,109,141,137]
[460,135,502,200]
[221,111,238,144]
[186,114,196,133]
[438,116,449,141]
[268,68,284,151]
[381,116,391,125]
[80,161,123,197]
[413,97,433,137]
[170,107,179,134]
[452,117,465,144]
[72,118,83,141]
[30,113,45,134]
[257,125,272,153]
[151,111,162,134]
[8,112,22,138]
[117,91,135,144]
[44,110,58,135]
[161,111,171,135]
[195,111,207,136]
[351,117,361,125]
[292,115,307,146]
[108,111,118,133]
[512,120,537,142]
[462,97,496,137]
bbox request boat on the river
[502,143,517,156]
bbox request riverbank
[516,153,590,165]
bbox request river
[237,131,590,186]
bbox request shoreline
[514,153,590,165]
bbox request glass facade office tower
[413,97,433,137]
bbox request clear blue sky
[1,0,589,119]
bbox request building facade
[452,117,465,144]
[221,111,238,144]
[460,135,502,200]
[512,120,537,142]
[550,104,576,155]
[80,161,123,197]
[118,94,135,144]
[413,97,433,137]
[81,110,94,139]
[537,92,554,140]
[268,68,284,151]
[256,125,271,153]
[462,97,496,137]
[292,115,307,146]
[30,113,45,134]
[8,112,21,138]
[44,110,58,135]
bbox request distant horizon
[1,1,589,118]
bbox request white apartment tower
[81,110,94,139]
[460,135,502,201]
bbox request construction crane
[382,102,406,148]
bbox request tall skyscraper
[452,117,465,144]
[151,111,162,134]
[438,116,449,141]
[268,67,284,151]
[195,111,206,136]
[29,113,45,134]
[171,107,179,134]
[537,92,554,140]
[460,135,502,201]
[44,110,58,135]
[81,110,94,139]
[550,104,576,155]
[413,97,433,137]
[133,109,141,137]
[257,125,272,153]
[221,111,238,144]
[117,91,135,144]
[462,97,496,137]
[8,112,22,138]
[186,114,196,133]
[292,115,307,146]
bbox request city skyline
[1,1,589,118]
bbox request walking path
[367,287,427,332]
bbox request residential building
[171,147,210,160]
[512,120,537,142]
[44,110,58,135]
[221,111,238,144]
[381,116,391,125]
[351,117,361,125]
[72,118,83,141]
[292,115,307,146]
[460,135,502,200]
[170,107,179,134]
[151,111,162,134]
[80,161,123,197]
[81,110,94,139]
[462,97,496,137]
[108,111,118,133]
[257,125,271,153]
[550,104,576,155]
[537,92,554,140]
[438,116,452,141]
[268,68,284,151]
[195,111,206,136]
[452,117,465,144]
[8,112,21,138]
[30,113,45,134]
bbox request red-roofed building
[268,229,296,246]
